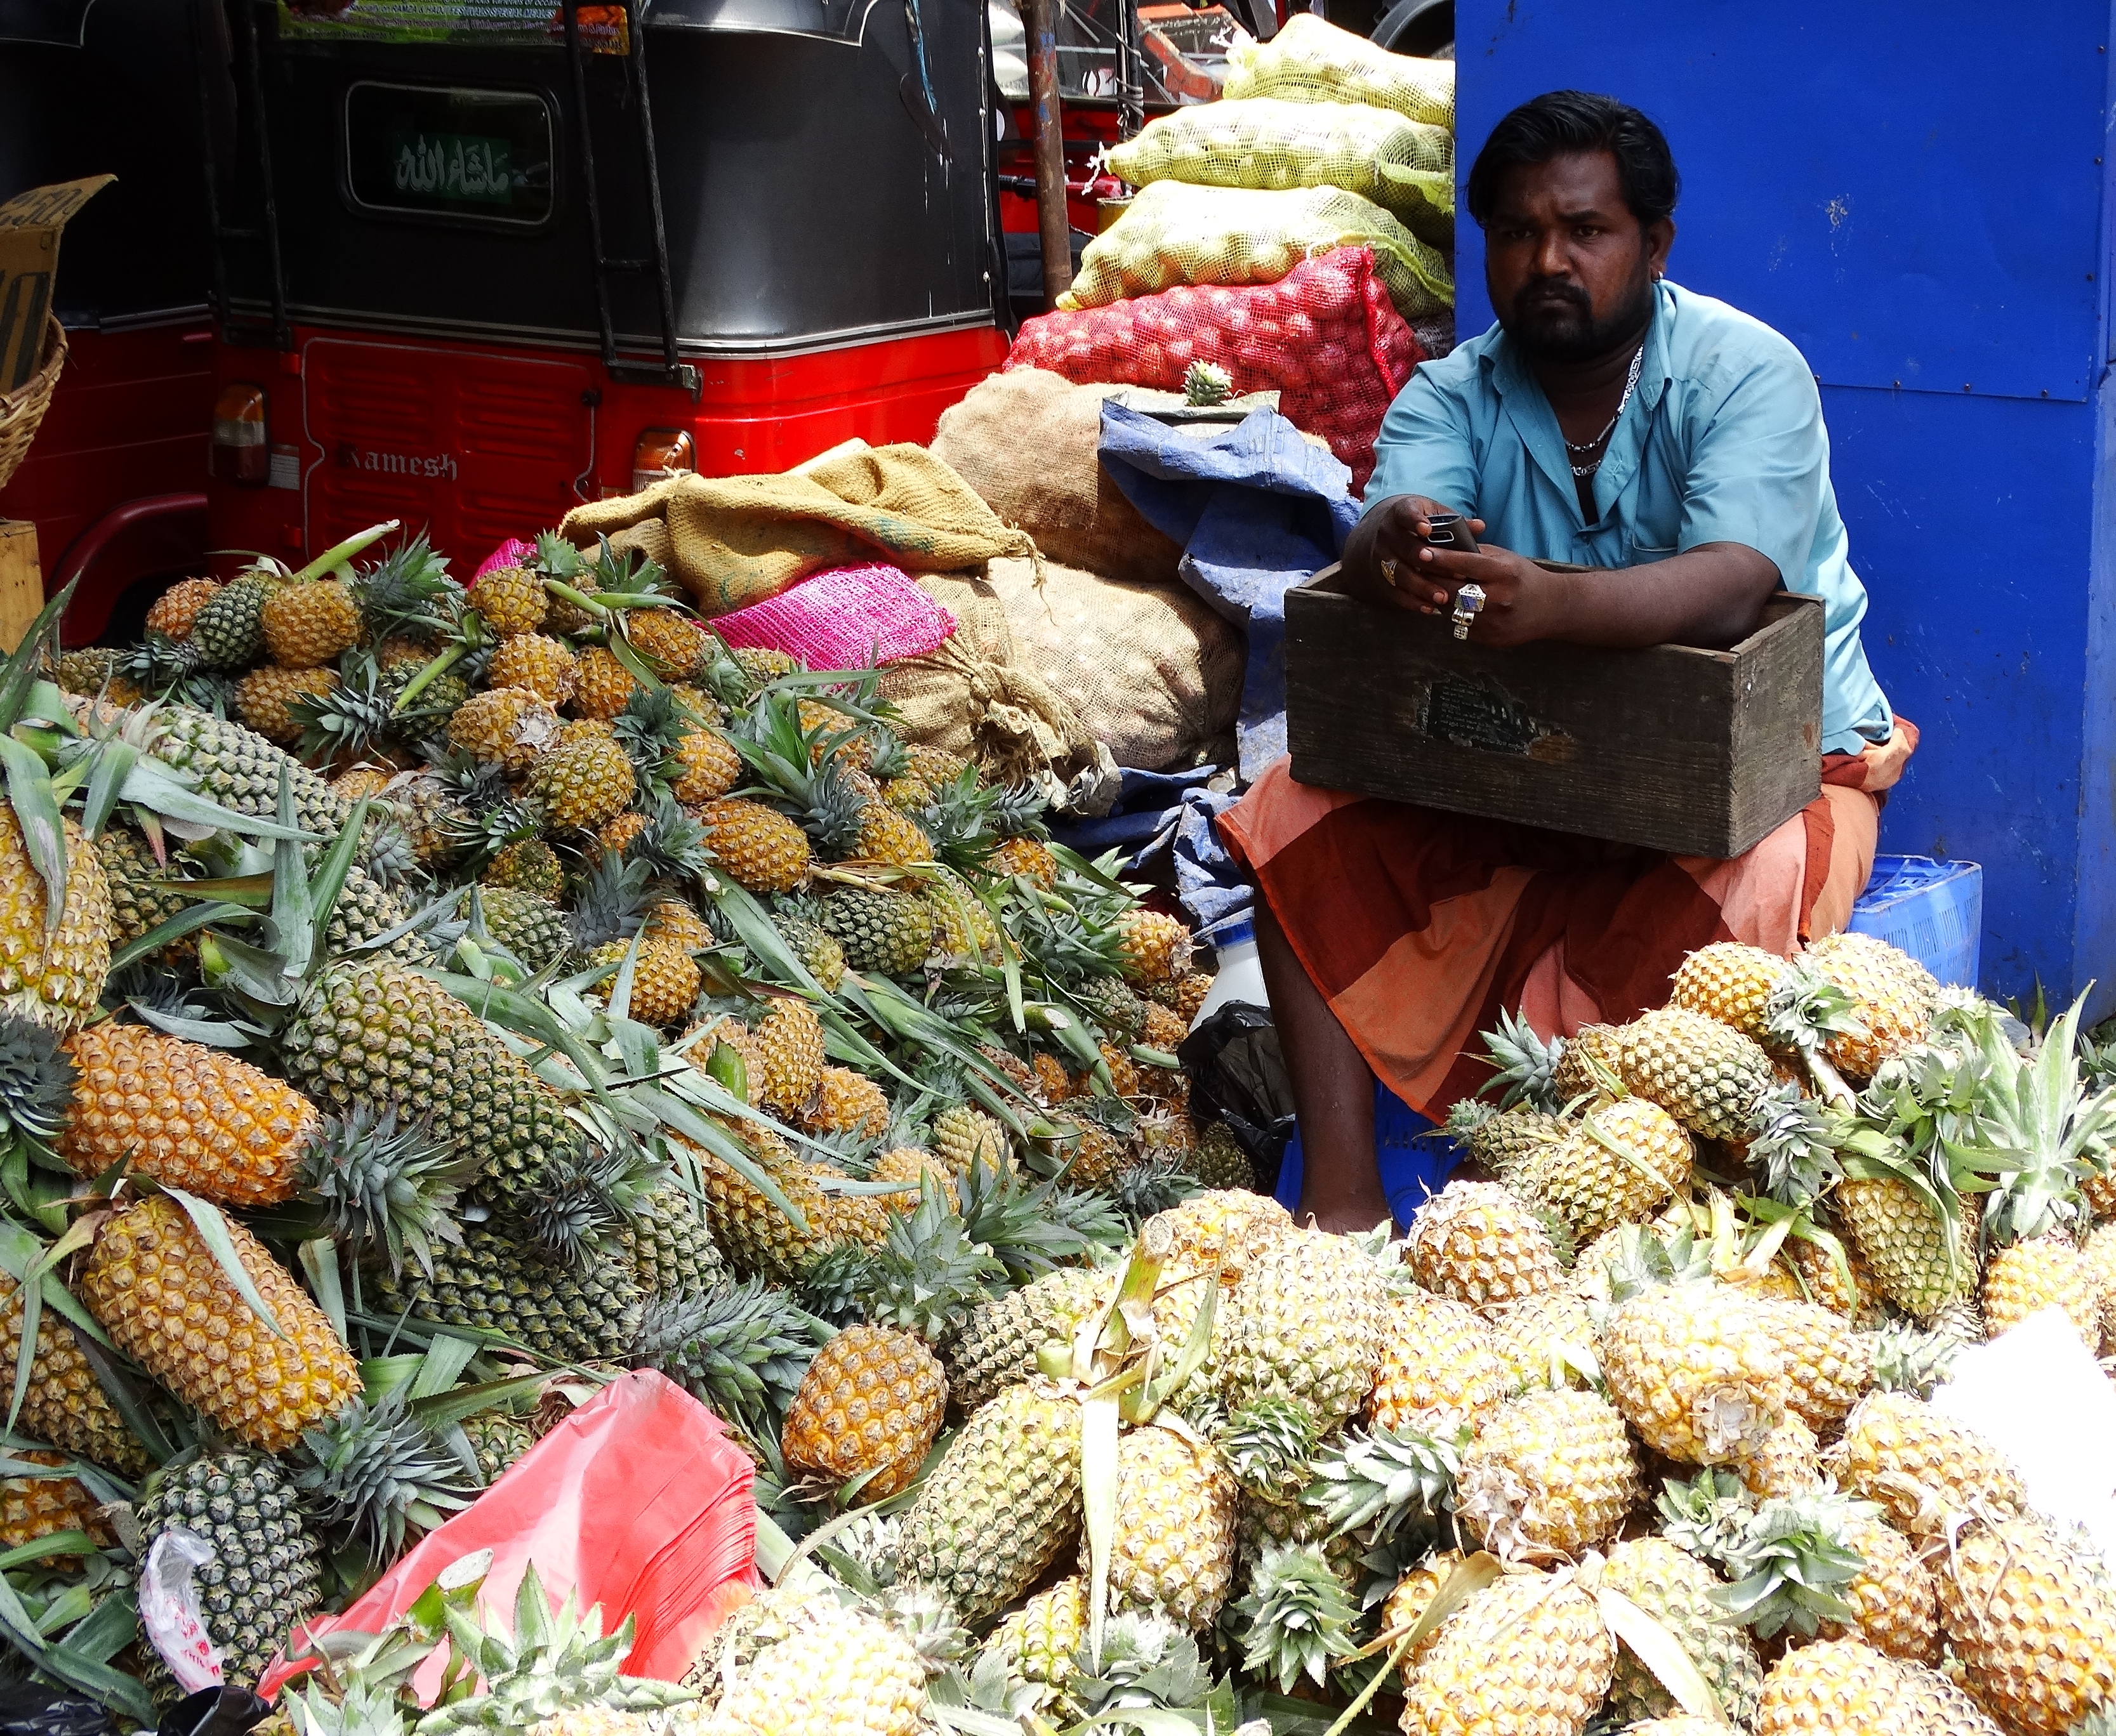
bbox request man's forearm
[1538,542,1780,649]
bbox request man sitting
[1220,91,1913,1230]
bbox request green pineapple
[815,887,936,977]
[622,1182,725,1297]
[367,1217,642,1364]
[476,885,572,972]
[946,1263,1116,1413]
[143,703,352,838]
[460,1410,537,1484]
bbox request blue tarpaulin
[1096,402,1360,780]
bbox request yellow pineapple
[854,802,934,866]
[486,633,579,704]
[1668,940,1791,1044]
[1453,1388,1639,1561]
[1524,1095,1693,1243]
[473,563,549,636]
[1733,1412,1827,1498]
[1934,1513,2116,1736]
[800,1066,889,1140]
[1484,1289,1598,1392]
[872,1147,958,1214]
[1818,1514,1940,1664]
[535,725,637,830]
[1550,1020,1625,1101]
[260,579,359,667]
[1616,1004,1776,1141]
[1802,930,1937,1080]
[1085,1424,1236,1632]
[698,798,810,893]
[1403,1180,1564,1306]
[990,1577,1087,1713]
[1367,1290,1509,1433]
[1756,1637,1908,1736]
[590,938,699,1028]
[58,1023,319,1205]
[80,1194,360,1452]
[447,686,562,772]
[1828,1391,2024,1539]
[1599,1280,1789,1464]
[781,1322,946,1502]
[751,997,826,1110]
[1379,1549,1462,1680]
[1116,909,1193,985]
[671,728,742,803]
[623,608,708,680]
[641,898,713,955]
[235,663,337,744]
[991,834,1057,886]
[1398,1565,1615,1736]
[0,812,112,1032]
[1147,1188,1293,1279]
[145,575,225,640]
[1,1276,151,1475]
[1981,1233,2102,1347]
[571,645,638,720]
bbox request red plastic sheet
[1005,246,1424,491]
[262,1371,757,1699]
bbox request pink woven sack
[475,537,537,579]
[711,561,956,671]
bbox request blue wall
[1454,0,2116,1008]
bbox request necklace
[1564,343,1646,478]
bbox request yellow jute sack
[560,443,1039,617]
[1104,97,1454,238]
[1223,13,1455,129]
[1058,181,1453,322]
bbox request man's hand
[1340,496,1487,610]
[1411,542,1579,646]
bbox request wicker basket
[0,316,68,495]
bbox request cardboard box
[1283,567,1825,858]
[0,175,112,391]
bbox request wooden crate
[0,520,38,653]
[1283,567,1825,858]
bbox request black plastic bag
[1177,1002,1295,1197]
[0,1686,116,1736]
[156,1688,270,1736]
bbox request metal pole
[1116,0,1145,143]
[1024,0,1073,306]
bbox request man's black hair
[1464,91,1680,230]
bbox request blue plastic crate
[1273,1082,1461,1228]
[1847,855,1983,987]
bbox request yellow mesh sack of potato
[1057,180,1451,320]
[1224,13,1455,128]
[1105,96,1453,236]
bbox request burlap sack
[882,572,1121,815]
[931,370,1183,589]
[982,557,1243,772]
[560,444,1038,615]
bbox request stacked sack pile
[1007,12,1456,489]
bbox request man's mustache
[1513,279,1592,318]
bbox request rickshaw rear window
[344,83,554,225]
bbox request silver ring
[1451,582,1486,640]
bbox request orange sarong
[1218,720,1918,1120]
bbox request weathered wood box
[1283,568,1825,858]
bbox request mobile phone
[1422,511,1479,553]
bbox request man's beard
[1500,270,1655,363]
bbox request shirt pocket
[1628,536,1678,564]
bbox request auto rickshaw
[198,0,1011,575]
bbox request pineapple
[671,727,742,803]
[142,574,216,640]
[1617,1005,1776,1140]
[871,1147,958,1214]
[536,725,637,830]
[599,811,648,855]
[696,1129,842,1282]
[713,1601,926,1736]
[260,578,360,667]
[750,997,827,1111]
[282,960,585,1210]
[1933,1514,2116,1736]
[1398,1565,1615,1736]
[898,1378,1083,1626]
[0,1275,150,1475]
[448,686,562,772]
[624,608,708,680]
[190,570,280,667]
[0,1452,110,1555]
[782,1322,948,1502]
[989,1576,1087,1712]
[698,798,812,893]
[485,838,567,901]
[1755,1637,1907,1736]
[1193,1121,1255,1192]
[1600,1279,1788,1464]
[369,1216,643,1364]
[1828,1391,2024,1539]
[1379,1548,1461,1678]
[800,1067,889,1140]
[145,705,352,836]
[1085,1424,1238,1632]
[1669,940,1791,1045]
[1524,1095,1693,1243]
[641,897,713,956]
[1149,1187,1293,1276]
[1893,1662,2007,1736]
[852,801,934,867]
[590,938,699,1028]
[1447,1100,1564,1185]
[622,1183,724,1298]
[1981,1233,2102,1346]
[1403,1180,1565,1306]
[137,1451,325,1688]
[487,633,580,705]
[815,888,934,977]
[947,1265,1116,1413]
[1733,1412,1827,1498]
[460,1410,536,1484]
[1484,1289,1598,1393]
[0,810,112,1032]
[1116,909,1192,985]
[81,1194,361,1452]
[237,663,341,745]
[474,564,550,636]
[58,1023,319,1204]
[991,834,1058,886]
[2086,1220,2116,1351]
[1802,930,1936,1079]
[1366,1290,1509,1432]
[1600,1535,1764,1728]
[1834,1171,1971,1321]
[1454,1388,1640,1561]
[571,646,640,720]
[1747,1294,1874,1430]
[1817,1515,1940,1664]
[478,885,572,971]
[1550,1020,1625,1101]
[1214,1226,1389,1433]
[772,911,846,991]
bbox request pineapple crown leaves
[1306,1421,1469,1544]
[955,1145,1130,1279]
[1762,960,1865,1055]
[1183,358,1234,406]
[565,849,655,953]
[623,794,717,887]
[0,1014,77,1154]
[413,1562,694,1736]
[1473,1007,1564,1114]
[117,628,208,696]
[352,531,461,643]
[609,685,692,773]
[633,1279,821,1431]
[1745,1083,1850,1208]
[1229,1541,1363,1694]
[289,654,403,766]
[1867,1317,1962,1398]
[1601,1222,1715,1304]
[1707,1490,1877,1639]
[1066,1610,1216,1718]
[1217,1395,1319,1504]
[866,728,913,783]
[295,1391,479,1565]
[1110,1151,1203,1225]
[858,1177,1008,1340]
[1948,990,2116,1247]
[301,1104,473,1280]
[1653,1468,1758,1563]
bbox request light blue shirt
[1365,279,1893,754]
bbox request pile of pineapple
[3,521,2113,1736]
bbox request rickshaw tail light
[211,382,270,486]
[631,428,696,494]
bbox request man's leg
[1253,900,1391,1233]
